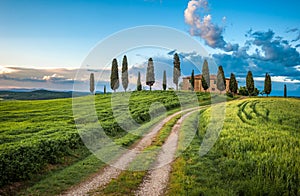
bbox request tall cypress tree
[146,58,155,91]
[189,69,195,91]
[284,84,287,98]
[217,65,226,93]
[104,85,106,94]
[90,73,95,94]
[173,53,181,90]
[229,73,238,94]
[110,58,119,92]
[137,72,142,91]
[246,71,254,96]
[201,76,208,92]
[122,55,129,92]
[202,59,210,92]
[264,73,272,97]
[163,70,167,91]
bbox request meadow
[0,90,216,194]
[168,98,300,195]
[2,91,297,195]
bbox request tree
[253,87,260,96]
[217,65,226,93]
[202,59,210,92]
[264,73,272,97]
[90,73,95,94]
[163,70,167,91]
[201,76,208,92]
[284,84,287,98]
[173,53,181,90]
[122,55,129,92]
[246,71,255,96]
[110,58,119,92]
[104,85,106,94]
[238,86,248,96]
[146,58,155,91]
[137,72,142,91]
[229,73,238,95]
[189,69,195,91]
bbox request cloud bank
[184,0,238,52]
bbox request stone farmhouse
[181,74,232,93]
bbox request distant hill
[0,89,89,100]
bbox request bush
[0,132,82,186]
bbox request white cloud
[0,65,18,74]
[184,0,208,26]
[254,76,300,83]
[42,74,65,81]
[184,0,238,52]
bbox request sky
[0,0,300,96]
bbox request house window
[214,80,216,84]
[212,88,215,91]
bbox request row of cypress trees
[89,54,272,96]
[189,60,272,96]
[108,53,181,92]
[245,71,272,96]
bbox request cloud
[286,28,300,42]
[184,0,238,52]
[0,67,94,91]
[246,29,300,67]
[0,66,18,74]
[43,74,68,82]
[254,76,300,84]
[212,29,300,88]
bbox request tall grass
[168,98,300,195]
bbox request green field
[1,92,298,195]
[0,91,217,194]
[168,98,300,195]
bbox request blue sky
[0,0,300,95]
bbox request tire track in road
[60,107,199,196]
[134,109,199,196]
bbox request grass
[4,107,181,196]
[18,148,105,196]
[0,91,236,195]
[167,98,300,195]
[0,91,222,195]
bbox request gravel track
[60,107,198,196]
[134,110,199,196]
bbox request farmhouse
[181,74,231,93]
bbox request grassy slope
[0,91,217,195]
[168,98,300,195]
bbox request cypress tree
[163,70,167,91]
[202,59,210,92]
[264,73,272,97]
[201,77,208,92]
[173,53,181,90]
[90,73,95,94]
[217,65,226,93]
[137,72,142,91]
[104,85,106,94]
[246,71,254,96]
[284,84,287,98]
[110,58,119,92]
[146,58,155,91]
[122,55,129,92]
[229,73,238,95]
[189,69,195,91]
